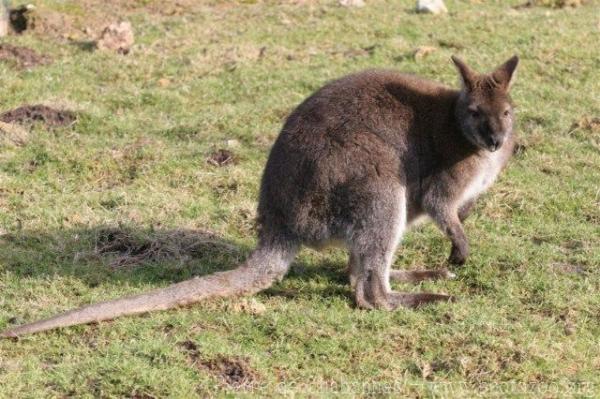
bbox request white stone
[96,21,134,54]
[416,0,448,14]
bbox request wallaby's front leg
[431,210,469,265]
[458,199,476,222]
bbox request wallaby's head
[452,55,519,152]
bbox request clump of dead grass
[79,227,238,268]
[0,121,29,147]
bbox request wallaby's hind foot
[389,268,456,283]
[354,275,455,310]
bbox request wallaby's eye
[469,109,480,118]
[503,109,510,117]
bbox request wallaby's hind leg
[347,251,361,289]
[354,251,454,309]
[458,199,476,222]
[352,188,453,310]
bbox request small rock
[96,21,134,54]
[339,0,365,7]
[416,0,448,14]
[225,139,240,148]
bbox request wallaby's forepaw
[390,268,456,283]
[449,245,468,265]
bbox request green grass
[0,0,599,397]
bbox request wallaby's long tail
[1,244,296,338]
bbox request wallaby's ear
[451,55,476,91]
[492,55,519,91]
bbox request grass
[0,0,599,397]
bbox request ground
[0,0,599,397]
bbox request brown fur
[1,56,518,337]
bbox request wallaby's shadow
[0,225,349,300]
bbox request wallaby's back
[258,69,462,246]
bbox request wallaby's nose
[489,136,504,152]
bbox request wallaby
[1,55,518,338]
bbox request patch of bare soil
[204,356,257,388]
[0,105,76,127]
[9,5,75,38]
[87,228,237,268]
[0,44,51,69]
[207,149,236,167]
[178,341,257,388]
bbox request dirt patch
[86,227,237,268]
[0,44,52,69]
[207,149,236,167]
[178,341,257,388]
[179,340,200,353]
[0,105,76,127]
[9,5,75,38]
[204,356,257,388]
